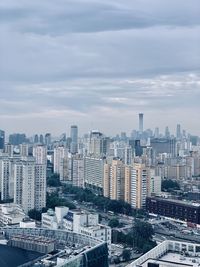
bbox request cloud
[0,0,200,135]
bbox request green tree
[108,218,120,228]
[47,173,61,187]
[28,209,42,221]
[122,249,131,261]
[162,179,180,192]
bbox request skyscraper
[70,125,78,154]
[139,113,144,134]
[0,130,5,150]
[176,124,181,139]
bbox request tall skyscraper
[139,113,144,134]
[0,130,5,150]
[45,133,51,148]
[70,125,78,154]
[176,124,181,139]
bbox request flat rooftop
[139,252,200,267]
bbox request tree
[47,173,61,187]
[28,209,42,221]
[108,218,120,228]
[122,249,131,261]
[162,179,180,192]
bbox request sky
[0,0,200,137]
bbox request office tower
[39,134,44,144]
[70,125,78,154]
[139,113,144,134]
[0,157,10,201]
[0,130,5,150]
[165,126,170,138]
[176,124,181,139]
[34,134,39,144]
[19,143,29,157]
[103,159,125,201]
[150,138,176,157]
[154,127,159,138]
[33,145,47,165]
[134,140,143,157]
[84,156,105,194]
[88,131,104,157]
[131,163,149,209]
[45,133,51,148]
[9,133,26,145]
[54,146,68,180]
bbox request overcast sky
[0,0,200,136]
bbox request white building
[0,203,26,225]
[42,207,111,248]
[53,146,68,180]
[33,145,47,165]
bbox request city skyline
[0,0,200,135]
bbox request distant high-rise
[33,145,47,165]
[139,113,144,134]
[45,133,51,148]
[165,126,170,138]
[39,134,44,144]
[9,133,26,145]
[34,134,39,144]
[0,130,5,149]
[176,124,181,139]
[70,125,78,154]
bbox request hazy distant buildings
[150,138,176,157]
[9,133,26,145]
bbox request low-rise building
[0,203,26,225]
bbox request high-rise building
[14,157,46,213]
[139,113,144,134]
[0,156,10,201]
[103,159,125,201]
[165,126,170,138]
[84,156,105,194]
[124,165,132,204]
[71,155,84,188]
[19,144,29,157]
[131,163,149,209]
[0,130,5,150]
[150,138,176,157]
[4,143,14,157]
[9,133,26,145]
[54,146,68,180]
[33,145,47,165]
[39,134,44,144]
[45,133,51,148]
[176,124,181,139]
[34,134,39,144]
[70,125,78,154]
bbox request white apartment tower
[54,146,68,180]
[33,145,47,164]
[131,163,149,209]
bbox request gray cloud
[0,0,200,136]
